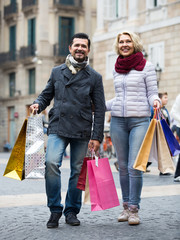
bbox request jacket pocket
[80,111,93,123]
[48,107,59,125]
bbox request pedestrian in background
[158,92,170,126]
[30,33,105,228]
[158,92,172,176]
[170,94,180,182]
[106,30,161,225]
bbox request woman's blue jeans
[110,116,149,208]
[45,134,88,216]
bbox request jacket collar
[61,64,91,85]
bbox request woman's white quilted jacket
[106,61,160,117]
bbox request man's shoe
[47,212,62,228]
[159,172,171,176]
[174,176,180,182]
[65,212,80,226]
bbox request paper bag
[25,114,45,179]
[77,156,94,191]
[133,119,156,172]
[87,157,120,211]
[3,119,27,181]
[156,121,175,173]
[161,119,180,156]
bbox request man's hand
[29,104,39,114]
[88,140,100,153]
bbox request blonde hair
[114,31,143,56]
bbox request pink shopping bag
[87,157,120,211]
[77,156,95,191]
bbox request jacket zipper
[122,74,127,117]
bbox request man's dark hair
[69,33,91,49]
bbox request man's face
[69,38,90,62]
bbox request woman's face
[118,34,135,58]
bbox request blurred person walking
[171,94,180,182]
[159,92,170,126]
[106,31,161,225]
[30,33,105,228]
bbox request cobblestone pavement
[0,152,180,240]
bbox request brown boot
[128,205,140,225]
[118,203,129,222]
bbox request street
[0,152,180,240]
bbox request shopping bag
[84,171,91,204]
[77,156,94,191]
[25,114,45,179]
[133,118,157,172]
[3,119,27,181]
[148,124,158,163]
[87,157,120,211]
[156,121,175,173]
[160,119,180,156]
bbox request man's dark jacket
[34,63,105,143]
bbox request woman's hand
[153,100,161,110]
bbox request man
[30,33,105,228]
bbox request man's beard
[74,51,86,62]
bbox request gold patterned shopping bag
[3,119,27,181]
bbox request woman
[106,31,161,225]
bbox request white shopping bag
[25,114,45,179]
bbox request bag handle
[90,149,99,167]
[30,109,38,117]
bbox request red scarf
[115,52,146,74]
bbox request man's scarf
[65,54,89,74]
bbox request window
[29,68,35,94]
[104,0,126,20]
[9,72,15,97]
[59,17,74,56]
[106,52,117,79]
[9,25,16,60]
[146,0,166,8]
[28,18,36,55]
[61,0,74,5]
[148,42,164,70]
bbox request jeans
[110,116,149,208]
[45,134,88,216]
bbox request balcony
[53,0,83,13]
[19,45,36,64]
[4,2,18,23]
[22,0,38,16]
[0,51,18,70]
[53,44,66,64]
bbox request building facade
[93,0,180,110]
[0,0,96,150]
